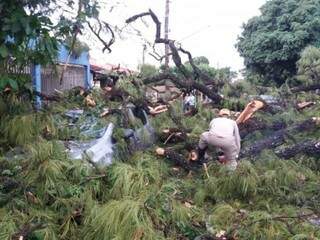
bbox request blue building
[33,45,91,107]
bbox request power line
[178,25,212,42]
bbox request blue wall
[33,45,92,108]
[57,45,89,66]
[57,45,91,88]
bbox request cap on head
[218,108,231,117]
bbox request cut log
[275,140,320,159]
[148,105,168,115]
[240,118,320,159]
[156,147,199,171]
[84,95,96,107]
[296,101,316,110]
[100,108,123,117]
[236,100,265,124]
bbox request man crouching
[197,108,241,171]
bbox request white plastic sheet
[85,123,114,165]
[67,123,114,166]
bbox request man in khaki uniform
[198,109,241,170]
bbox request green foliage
[237,0,320,85]
[0,0,101,89]
[1,114,38,146]
[109,156,161,199]
[0,214,16,240]
[206,161,259,201]
[65,37,90,59]
[1,86,320,239]
[139,64,159,78]
[0,0,59,65]
[161,56,236,85]
[83,198,161,240]
[207,203,238,234]
[297,45,320,84]
[192,56,210,65]
[0,109,57,148]
[222,80,258,98]
[26,140,70,198]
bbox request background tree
[159,56,236,85]
[237,0,320,86]
[297,46,320,84]
[0,0,114,91]
[139,64,159,78]
[0,0,60,65]
[191,56,210,65]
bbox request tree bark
[156,147,204,171]
[291,84,320,93]
[239,118,320,158]
[159,128,188,144]
[275,140,320,159]
[238,118,287,138]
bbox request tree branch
[87,20,115,53]
[142,73,222,102]
[126,9,223,103]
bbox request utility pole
[164,0,170,70]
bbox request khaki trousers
[199,131,239,170]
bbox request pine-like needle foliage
[109,156,161,199]
[83,198,162,240]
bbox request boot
[197,147,207,162]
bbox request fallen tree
[291,83,320,93]
[275,140,320,159]
[239,118,320,159]
[239,118,287,138]
[142,73,223,103]
[156,147,197,171]
[126,10,223,104]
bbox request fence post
[84,64,91,89]
[32,64,41,109]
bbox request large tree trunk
[239,118,287,138]
[291,84,320,93]
[239,118,320,159]
[275,140,320,159]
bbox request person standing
[183,92,190,112]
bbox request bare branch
[87,20,115,53]
[179,47,216,88]
[126,9,223,103]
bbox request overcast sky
[88,0,267,72]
